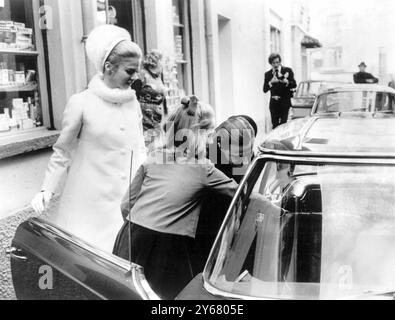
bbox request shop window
[96,0,146,52]
[164,0,193,113]
[0,0,48,137]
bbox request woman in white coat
[31,25,147,252]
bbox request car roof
[320,84,395,94]
[259,116,395,156]
[300,80,350,83]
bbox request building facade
[307,0,395,83]
[0,0,314,220]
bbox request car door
[7,218,159,300]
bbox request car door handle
[5,247,28,261]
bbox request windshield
[314,91,395,114]
[205,158,395,300]
[297,82,322,97]
[296,82,346,98]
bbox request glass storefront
[0,0,46,135]
[165,0,193,113]
[96,0,146,52]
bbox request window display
[163,56,185,114]
[0,0,44,135]
[165,0,192,113]
[96,0,146,51]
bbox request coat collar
[88,74,137,104]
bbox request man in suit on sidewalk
[263,53,297,129]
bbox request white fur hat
[85,24,132,73]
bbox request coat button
[121,175,127,180]
[121,149,127,155]
[120,126,125,131]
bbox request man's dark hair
[268,53,282,64]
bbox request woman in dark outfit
[113,97,238,299]
[191,115,258,275]
[132,50,167,148]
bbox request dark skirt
[113,222,195,300]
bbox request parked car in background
[311,84,395,116]
[7,114,395,300]
[289,80,350,120]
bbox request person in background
[191,114,258,275]
[132,49,167,149]
[354,62,379,84]
[263,53,297,130]
[31,25,147,252]
[113,96,238,300]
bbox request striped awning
[302,35,322,48]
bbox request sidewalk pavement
[0,200,58,300]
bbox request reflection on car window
[206,159,395,300]
[315,91,383,114]
[297,82,348,98]
[298,82,324,97]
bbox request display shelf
[173,23,185,28]
[0,49,39,56]
[0,83,38,92]
[0,2,50,141]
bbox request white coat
[42,74,147,252]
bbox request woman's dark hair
[268,53,282,64]
[228,115,258,137]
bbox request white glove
[31,191,53,214]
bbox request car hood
[260,117,395,154]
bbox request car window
[375,93,395,113]
[296,83,306,97]
[307,82,323,96]
[206,158,395,300]
[297,83,347,98]
[315,91,376,113]
[298,83,320,97]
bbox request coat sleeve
[41,94,83,194]
[263,72,271,93]
[286,68,297,90]
[121,165,145,220]
[205,163,239,199]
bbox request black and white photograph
[1,0,395,307]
